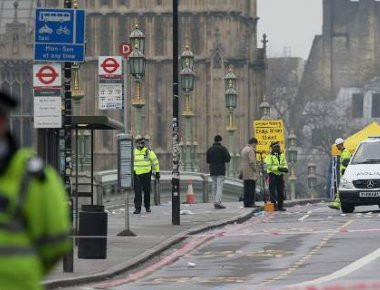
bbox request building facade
[0,0,265,171]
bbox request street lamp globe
[129,23,146,54]
[225,84,237,110]
[287,129,297,147]
[129,45,146,79]
[288,145,298,163]
[180,67,195,92]
[180,45,194,70]
[259,100,271,118]
[224,67,237,90]
[307,162,317,189]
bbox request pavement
[43,199,322,289]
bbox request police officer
[265,141,289,211]
[329,138,351,210]
[133,136,160,214]
[0,91,70,289]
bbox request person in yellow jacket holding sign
[0,91,71,290]
[265,141,289,211]
[133,136,160,214]
[329,138,352,210]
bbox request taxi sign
[253,120,286,160]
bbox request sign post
[117,134,136,237]
[98,56,123,110]
[253,119,286,160]
[33,64,62,128]
[34,8,85,62]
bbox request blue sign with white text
[34,8,85,62]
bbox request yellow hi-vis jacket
[134,147,160,175]
[265,152,288,176]
[340,148,351,176]
[0,149,70,290]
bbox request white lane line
[295,247,380,286]
[298,215,310,222]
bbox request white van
[339,136,380,213]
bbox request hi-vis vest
[0,149,70,290]
[134,147,160,175]
[265,152,288,176]
[340,148,351,175]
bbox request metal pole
[123,60,128,133]
[63,0,73,273]
[172,0,180,225]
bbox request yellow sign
[253,120,286,159]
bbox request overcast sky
[257,0,323,60]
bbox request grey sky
[257,0,323,59]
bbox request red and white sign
[98,56,122,76]
[119,43,132,59]
[33,64,62,88]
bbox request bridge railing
[72,170,245,207]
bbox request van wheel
[341,203,355,213]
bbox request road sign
[34,8,85,62]
[34,97,62,128]
[33,64,61,88]
[98,56,123,110]
[253,120,286,160]
[33,64,62,128]
[98,83,123,109]
[99,56,122,76]
[119,43,132,59]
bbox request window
[352,93,363,118]
[372,93,380,118]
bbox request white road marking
[298,215,310,222]
[295,247,380,286]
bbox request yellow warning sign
[253,120,286,159]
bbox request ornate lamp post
[129,26,146,136]
[180,45,196,171]
[224,67,237,177]
[287,129,298,200]
[307,162,317,199]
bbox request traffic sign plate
[99,56,122,76]
[34,8,85,62]
[119,43,132,59]
[33,64,62,88]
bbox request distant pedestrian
[240,138,259,207]
[206,135,231,209]
[133,136,160,214]
[265,141,288,211]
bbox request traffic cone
[186,179,196,204]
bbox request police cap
[270,141,280,148]
[0,90,18,117]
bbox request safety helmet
[135,135,145,143]
[335,138,344,145]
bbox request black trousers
[268,173,285,210]
[134,172,151,210]
[243,180,256,207]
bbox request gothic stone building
[0,0,265,171]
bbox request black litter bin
[78,205,108,259]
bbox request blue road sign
[34,8,85,62]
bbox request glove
[155,172,160,179]
[279,167,288,173]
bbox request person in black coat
[206,135,231,209]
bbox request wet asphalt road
[82,203,380,290]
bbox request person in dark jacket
[206,135,231,209]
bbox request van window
[351,142,380,164]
